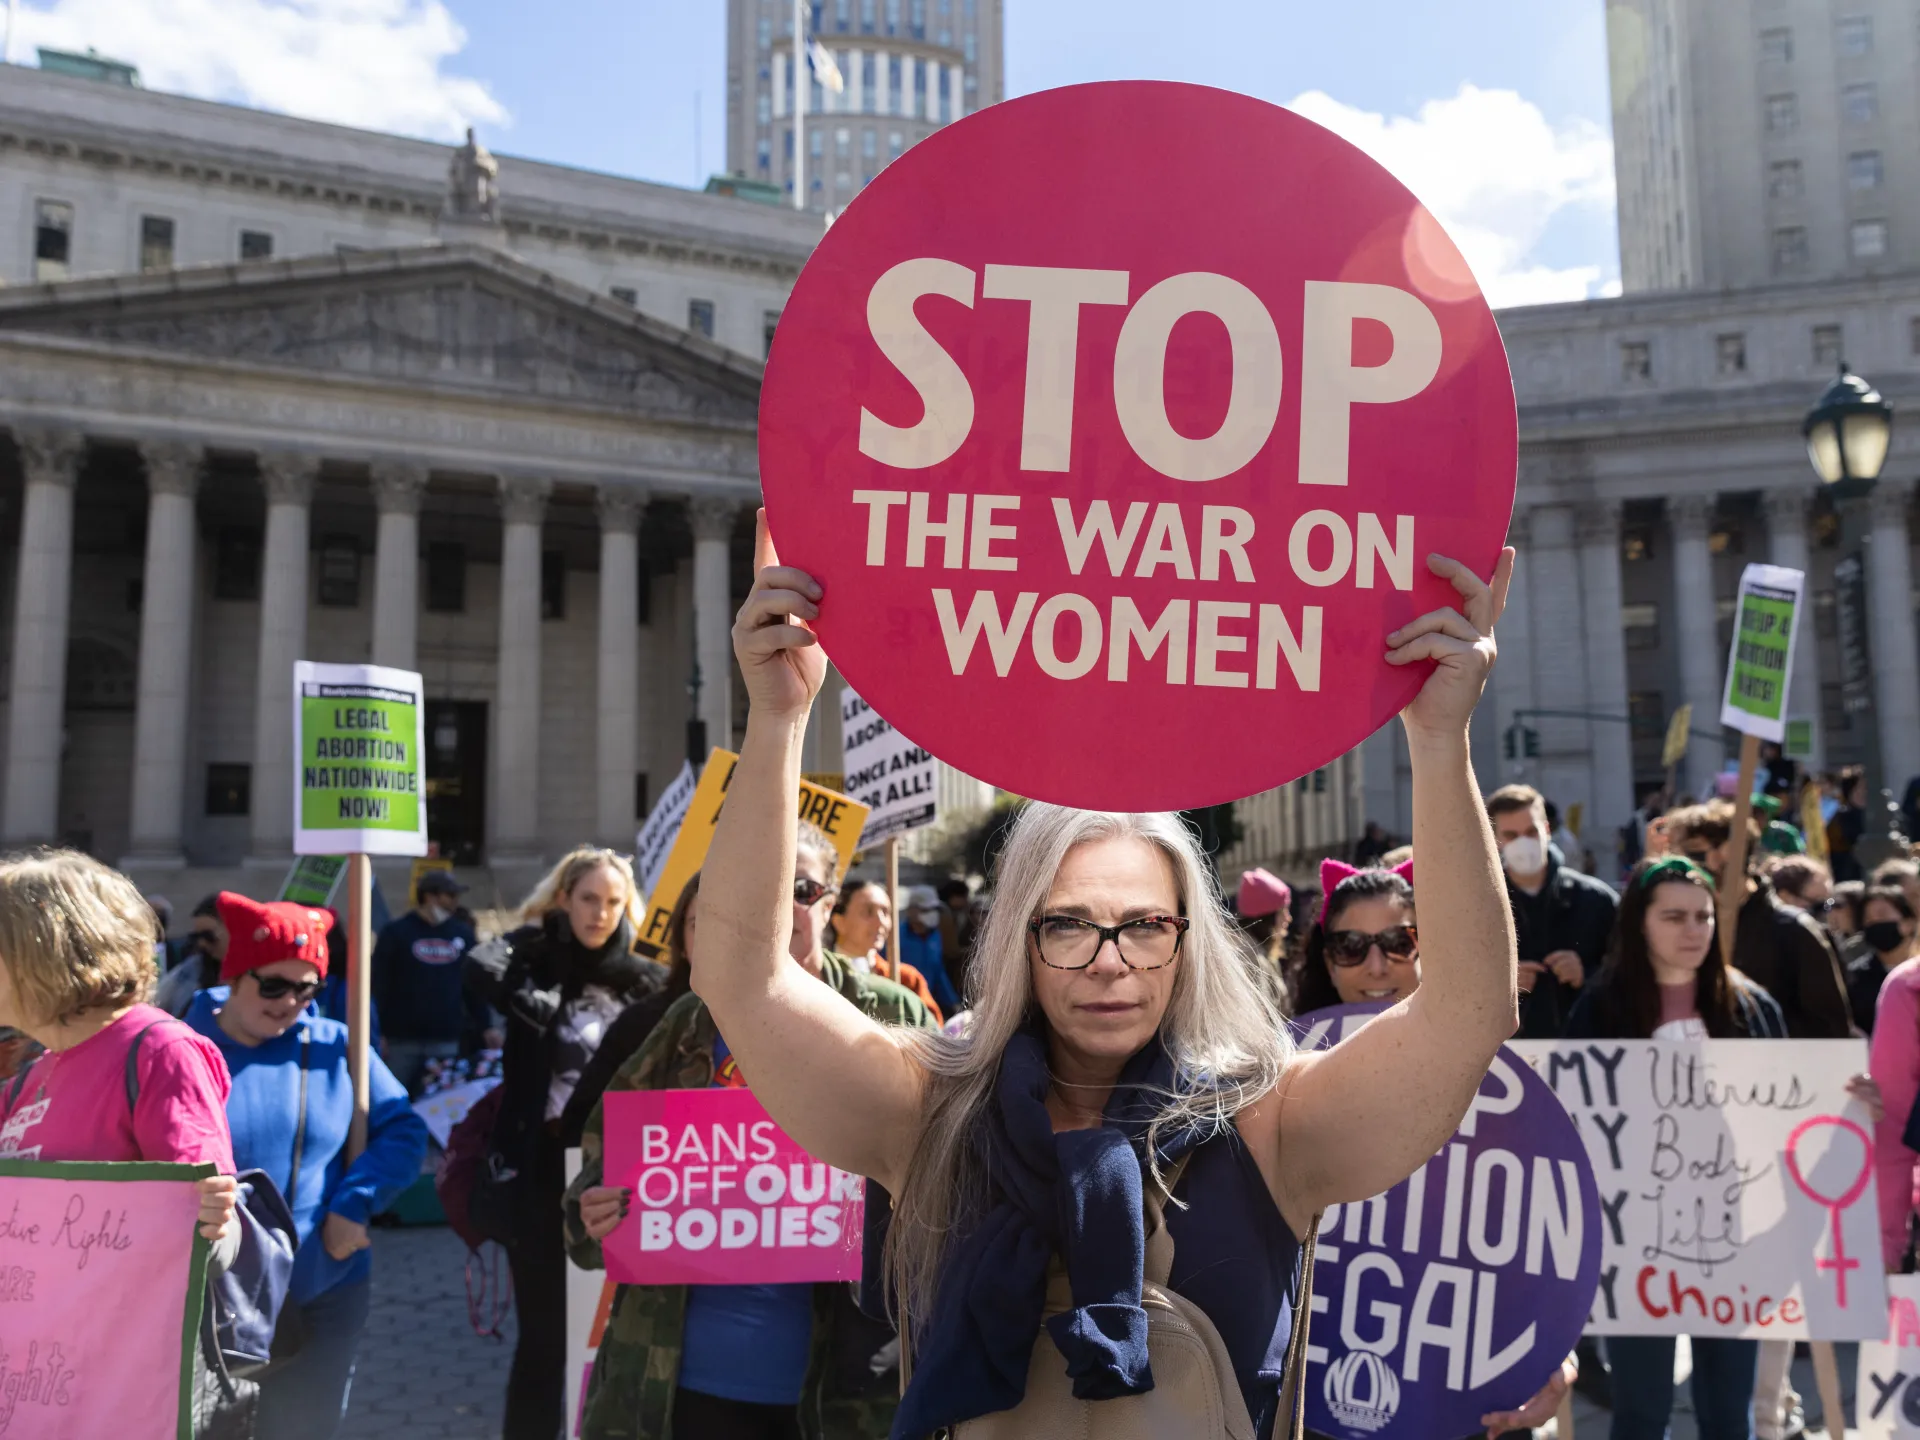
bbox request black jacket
[462,913,661,1204]
[1729,881,1852,1038]
[1563,967,1788,1041]
[1507,858,1620,1039]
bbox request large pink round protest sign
[760,81,1516,812]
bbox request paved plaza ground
[351,1224,1860,1440]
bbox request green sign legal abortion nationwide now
[292,661,429,858]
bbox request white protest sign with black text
[1509,1038,1884,1339]
[1858,1275,1920,1439]
[840,689,937,847]
[635,760,698,901]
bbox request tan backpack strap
[1141,1149,1195,1288]
[1276,1212,1323,1440]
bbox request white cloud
[12,0,507,141]
[1287,84,1616,309]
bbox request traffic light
[1525,728,1541,758]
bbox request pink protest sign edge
[601,1090,864,1286]
[759,79,1518,813]
[0,1158,212,1440]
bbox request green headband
[1638,855,1717,893]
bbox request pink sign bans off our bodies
[0,1159,211,1440]
[602,1090,865,1285]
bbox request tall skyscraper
[725,0,1005,213]
[1609,0,1920,292]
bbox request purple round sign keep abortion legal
[1291,1005,1601,1440]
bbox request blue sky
[13,0,1621,303]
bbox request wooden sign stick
[1717,733,1761,968]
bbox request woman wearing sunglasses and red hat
[185,891,429,1440]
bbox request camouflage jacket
[562,952,933,1440]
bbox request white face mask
[425,901,453,925]
[1501,834,1547,875]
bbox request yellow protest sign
[1802,782,1829,863]
[409,856,455,902]
[1661,704,1693,769]
[637,749,868,949]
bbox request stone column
[596,486,646,847]
[122,440,202,867]
[1578,500,1635,861]
[247,451,318,862]
[1,427,83,843]
[370,460,428,673]
[1762,488,1824,768]
[1669,493,1724,785]
[1867,480,1920,790]
[493,476,550,863]
[690,497,737,755]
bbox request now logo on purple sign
[1293,1005,1602,1440]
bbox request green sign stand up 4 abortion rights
[1720,563,1806,745]
[292,660,428,1160]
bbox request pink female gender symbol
[1784,1114,1873,1308]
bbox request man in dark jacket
[372,869,482,1094]
[1666,801,1852,1038]
[1488,785,1620,1039]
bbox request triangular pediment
[0,244,761,424]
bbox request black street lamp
[1803,363,1904,866]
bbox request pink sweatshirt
[1869,957,1920,1267]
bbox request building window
[756,138,771,174]
[213,528,261,601]
[1764,94,1797,132]
[1716,333,1747,375]
[1851,219,1888,258]
[205,763,251,817]
[239,229,273,261]
[1759,26,1793,63]
[835,126,851,156]
[887,55,902,114]
[862,52,876,111]
[687,298,716,337]
[1843,83,1876,124]
[610,285,637,305]
[1773,226,1809,272]
[1768,160,1803,200]
[1837,15,1873,55]
[33,199,73,282]
[758,15,771,47]
[1623,603,1661,649]
[1849,151,1883,190]
[425,542,465,613]
[139,215,175,272]
[1909,315,1920,356]
[541,550,566,620]
[1812,324,1844,368]
[810,128,824,158]
[888,130,904,160]
[317,536,361,608]
[763,308,781,356]
[885,0,899,33]
[861,0,875,31]
[1620,341,1652,381]
[861,127,877,160]
[757,92,771,125]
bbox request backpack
[917,1154,1321,1440]
[434,1081,512,1339]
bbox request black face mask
[1864,920,1909,955]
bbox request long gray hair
[884,804,1292,1335]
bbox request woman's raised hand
[1386,548,1515,747]
[579,1185,629,1242]
[733,508,827,721]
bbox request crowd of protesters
[7,731,1920,1440]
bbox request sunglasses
[793,877,839,907]
[250,973,323,1003]
[1324,925,1419,967]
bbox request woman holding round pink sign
[682,508,1520,1440]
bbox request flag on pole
[807,38,845,93]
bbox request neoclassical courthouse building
[4,10,1920,898]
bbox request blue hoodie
[186,991,428,1305]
